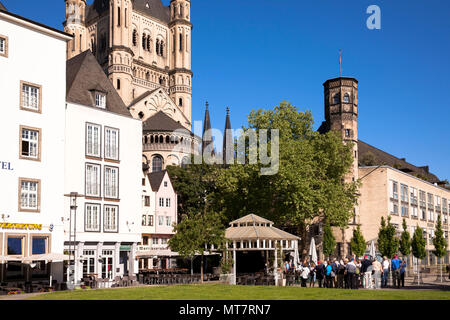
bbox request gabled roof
[143,111,190,132]
[148,170,168,192]
[66,50,132,117]
[0,1,7,11]
[132,0,170,24]
[230,214,273,226]
[358,140,440,183]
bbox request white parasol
[309,237,318,264]
[369,240,376,259]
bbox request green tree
[322,223,337,258]
[433,215,448,282]
[411,225,427,285]
[216,102,359,254]
[399,218,411,257]
[377,216,399,259]
[168,205,225,283]
[350,225,366,257]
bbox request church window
[333,93,340,104]
[344,93,350,103]
[125,8,128,28]
[156,39,160,55]
[159,77,163,85]
[152,156,163,172]
[117,7,121,26]
[146,72,150,81]
[117,79,121,90]
[179,98,183,107]
[72,33,75,52]
[133,30,138,46]
[160,41,164,56]
[147,37,151,52]
[150,136,154,144]
[142,34,147,50]
[179,33,183,51]
[138,111,144,120]
[166,136,170,144]
[345,129,351,138]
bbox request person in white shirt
[382,256,390,288]
[300,263,310,287]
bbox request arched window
[142,34,147,50]
[144,136,148,144]
[117,79,121,90]
[160,41,164,56]
[150,136,154,143]
[156,39,160,55]
[179,98,183,107]
[159,135,164,142]
[344,93,350,103]
[155,136,159,143]
[179,33,183,51]
[152,156,163,172]
[146,72,150,81]
[138,111,144,119]
[133,30,138,46]
[159,77,163,85]
[147,37,151,52]
[181,156,190,168]
[333,93,340,104]
[166,136,170,144]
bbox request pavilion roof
[226,214,300,241]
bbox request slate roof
[0,1,7,11]
[66,50,132,117]
[86,0,170,24]
[128,88,160,107]
[132,0,170,23]
[143,111,189,132]
[148,170,167,192]
[358,140,440,183]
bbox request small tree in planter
[411,225,427,285]
[399,219,411,274]
[323,223,336,260]
[433,215,448,283]
[350,225,366,258]
[219,249,234,284]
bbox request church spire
[202,101,213,155]
[223,107,234,165]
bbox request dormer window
[95,92,106,109]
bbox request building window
[343,93,350,103]
[158,215,164,226]
[420,208,426,220]
[19,178,40,212]
[428,209,434,222]
[179,98,183,107]
[390,201,399,215]
[117,7,121,26]
[345,129,351,138]
[117,79,121,90]
[133,30,138,46]
[104,205,118,232]
[400,184,409,202]
[419,190,426,207]
[435,195,441,212]
[85,203,100,232]
[86,123,101,158]
[21,81,41,112]
[156,39,160,55]
[105,127,119,160]
[0,35,8,58]
[410,187,418,206]
[142,215,147,226]
[401,205,409,217]
[85,163,101,197]
[159,197,164,207]
[179,33,183,51]
[145,196,150,207]
[104,166,119,199]
[390,180,398,200]
[95,93,106,109]
[166,216,172,226]
[443,198,448,214]
[153,156,163,172]
[333,93,340,104]
[427,193,434,208]
[161,238,168,245]
[7,237,23,255]
[411,206,418,218]
[166,198,171,208]
[164,182,168,187]
[148,215,154,226]
[32,237,47,255]
[20,126,41,161]
[153,238,159,245]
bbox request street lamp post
[64,192,84,289]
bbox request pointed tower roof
[202,101,213,153]
[223,107,234,164]
[0,1,7,11]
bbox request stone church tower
[320,77,360,258]
[64,0,198,172]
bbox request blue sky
[3,0,450,180]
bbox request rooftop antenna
[339,49,342,77]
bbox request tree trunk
[201,253,204,284]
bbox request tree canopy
[433,215,448,260]
[350,225,366,257]
[399,218,411,256]
[411,225,426,260]
[377,216,399,259]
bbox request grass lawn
[28,284,450,300]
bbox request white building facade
[137,170,178,270]
[64,51,142,285]
[0,8,72,284]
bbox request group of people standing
[293,254,408,289]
